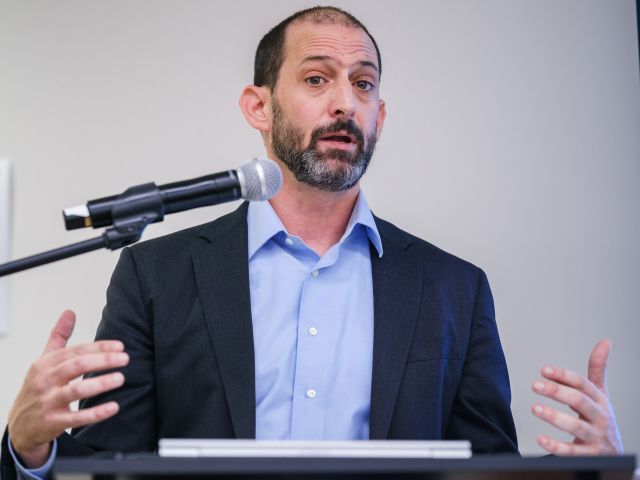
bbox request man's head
[239,6,386,192]
[253,7,382,92]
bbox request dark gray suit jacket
[2,203,518,477]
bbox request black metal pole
[637,0,640,79]
[0,178,164,277]
[0,236,106,277]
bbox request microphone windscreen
[238,158,282,201]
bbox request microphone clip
[101,183,165,250]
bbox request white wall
[0,0,638,455]
[0,159,10,334]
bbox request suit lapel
[192,204,256,439]
[369,218,424,439]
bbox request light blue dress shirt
[11,191,383,478]
[9,435,57,479]
[248,191,383,440]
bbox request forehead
[282,21,378,71]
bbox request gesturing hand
[531,339,623,455]
[8,310,129,468]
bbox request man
[2,6,622,479]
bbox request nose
[329,80,355,118]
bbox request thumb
[43,310,76,354]
[588,338,611,393]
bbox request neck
[269,167,359,257]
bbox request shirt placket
[289,246,340,439]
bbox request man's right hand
[7,310,129,468]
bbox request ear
[375,99,387,140]
[239,85,271,133]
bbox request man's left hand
[531,339,623,455]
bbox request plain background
[0,0,638,455]
[0,160,9,333]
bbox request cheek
[293,105,323,129]
[291,114,321,144]
[360,114,380,138]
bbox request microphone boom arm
[0,183,165,277]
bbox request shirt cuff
[8,435,57,480]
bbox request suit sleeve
[70,246,158,452]
[445,269,519,453]
[1,428,19,479]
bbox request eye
[355,80,374,91]
[305,76,325,86]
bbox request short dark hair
[253,6,382,91]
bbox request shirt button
[285,237,294,246]
[306,388,317,399]
[311,269,319,277]
[308,327,318,336]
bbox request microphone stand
[0,183,164,278]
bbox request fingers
[45,339,125,365]
[43,310,76,354]
[68,340,125,355]
[532,403,598,443]
[56,372,125,405]
[48,351,129,385]
[532,379,602,422]
[9,314,128,462]
[537,435,599,456]
[531,340,624,456]
[588,339,611,393]
[53,401,120,430]
[539,366,605,405]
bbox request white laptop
[158,439,471,459]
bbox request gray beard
[271,100,377,192]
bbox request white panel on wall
[0,159,11,335]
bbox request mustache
[309,119,365,146]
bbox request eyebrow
[300,55,379,73]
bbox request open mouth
[319,132,357,145]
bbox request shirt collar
[247,190,383,260]
[342,190,383,258]
[247,197,285,260]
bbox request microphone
[63,158,282,230]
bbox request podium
[53,454,636,480]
